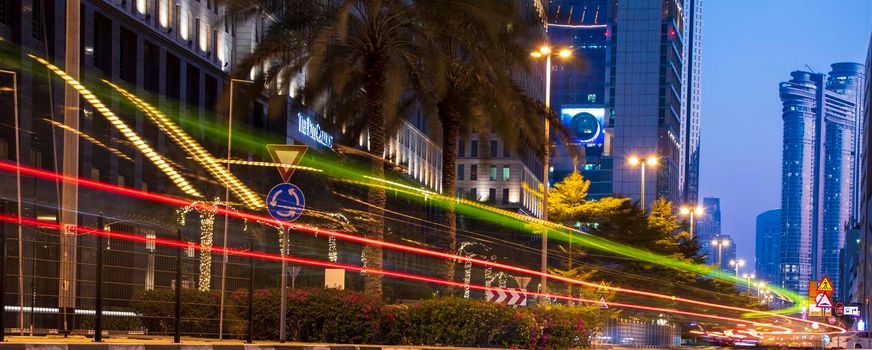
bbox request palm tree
[223,0,449,297]
[419,2,571,284]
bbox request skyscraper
[779,63,867,294]
[755,209,781,284]
[548,0,697,206]
[610,0,686,207]
[696,197,721,263]
[682,0,703,205]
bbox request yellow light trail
[214,158,323,173]
[103,80,264,208]
[43,118,133,162]
[28,54,202,198]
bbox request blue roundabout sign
[266,183,305,222]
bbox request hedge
[133,287,606,348]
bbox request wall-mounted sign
[560,107,605,146]
[298,113,334,148]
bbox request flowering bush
[133,289,243,337]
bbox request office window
[456,188,464,197]
[470,164,477,180]
[503,165,510,181]
[490,140,497,157]
[489,165,497,181]
[470,188,478,201]
[471,140,478,157]
[31,0,42,40]
[0,0,8,25]
[458,141,465,157]
[502,188,509,204]
[488,188,496,204]
[457,164,464,180]
[587,94,596,103]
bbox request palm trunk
[363,54,386,298]
[437,102,460,288]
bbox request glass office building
[779,63,866,294]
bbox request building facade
[755,209,781,284]
[852,34,871,332]
[696,197,720,263]
[681,0,703,205]
[779,63,866,294]
[547,0,699,207]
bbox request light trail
[26,54,202,198]
[34,64,800,306]
[102,79,263,208]
[0,161,843,334]
[0,214,809,335]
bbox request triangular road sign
[598,296,609,309]
[815,292,833,308]
[818,276,834,292]
[266,144,308,182]
[595,282,610,295]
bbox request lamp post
[218,78,254,339]
[711,239,729,269]
[742,273,755,294]
[730,259,745,288]
[757,282,766,300]
[530,45,571,304]
[0,69,23,334]
[627,156,657,211]
[679,206,704,239]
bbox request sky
[699,0,871,267]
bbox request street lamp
[711,239,729,269]
[530,45,571,304]
[0,69,23,334]
[730,259,745,288]
[627,156,657,211]
[679,206,704,239]
[742,273,756,294]
[218,78,254,339]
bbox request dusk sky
[700,0,871,266]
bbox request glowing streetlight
[679,206,704,239]
[530,44,572,305]
[730,259,745,288]
[742,273,756,294]
[711,239,729,269]
[627,156,657,210]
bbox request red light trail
[0,161,846,335]
[0,214,807,335]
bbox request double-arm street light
[711,238,729,269]
[730,259,745,288]
[679,206,704,239]
[530,45,571,304]
[627,156,657,211]
[742,273,756,294]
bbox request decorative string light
[28,54,202,197]
[197,200,218,291]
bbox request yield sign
[818,276,834,292]
[266,144,308,182]
[815,292,833,308]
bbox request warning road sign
[815,292,833,308]
[598,296,608,309]
[595,282,610,295]
[818,276,834,292]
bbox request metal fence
[593,318,681,348]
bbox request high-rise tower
[682,0,703,204]
[778,63,866,294]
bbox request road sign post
[265,144,308,344]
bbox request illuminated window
[587,94,596,102]
[490,165,497,181]
[503,166,510,181]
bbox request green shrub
[395,297,532,348]
[284,288,386,344]
[77,308,143,332]
[529,305,606,349]
[132,288,243,337]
